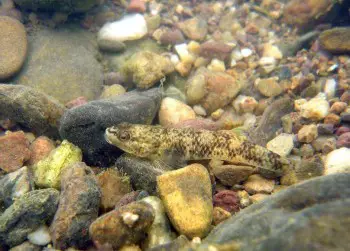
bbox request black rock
[203,173,350,251]
[59,88,162,166]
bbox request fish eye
[118,130,130,141]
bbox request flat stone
[203,173,350,251]
[211,163,254,186]
[320,27,350,53]
[50,162,101,250]
[243,174,275,194]
[266,133,294,157]
[157,164,213,238]
[59,88,161,166]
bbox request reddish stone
[335,126,350,136]
[0,131,31,173]
[28,136,55,165]
[336,132,350,148]
[65,96,88,109]
[114,190,142,209]
[340,91,350,104]
[160,29,185,46]
[213,190,240,213]
[199,41,233,61]
[127,0,146,13]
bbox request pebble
[340,91,350,103]
[258,57,277,74]
[0,189,59,247]
[159,29,185,46]
[207,59,226,72]
[121,51,174,89]
[158,97,196,127]
[0,16,27,80]
[89,201,155,250]
[97,38,126,52]
[262,43,283,60]
[243,174,275,194]
[193,105,207,116]
[232,95,258,114]
[336,126,350,136]
[241,48,253,58]
[266,133,294,157]
[98,14,148,43]
[336,132,350,148]
[297,124,318,143]
[99,84,126,99]
[50,162,101,250]
[28,136,55,166]
[210,161,254,186]
[237,190,251,208]
[324,78,337,99]
[212,207,231,226]
[324,113,340,125]
[319,27,350,53]
[341,112,350,123]
[97,169,133,212]
[250,193,269,203]
[300,93,330,121]
[199,41,233,61]
[325,148,350,175]
[174,43,195,65]
[317,124,334,135]
[255,77,283,97]
[213,190,240,213]
[0,131,31,173]
[0,166,33,207]
[127,0,146,13]
[27,225,51,246]
[157,164,213,238]
[178,17,208,41]
[330,102,347,114]
[32,140,82,189]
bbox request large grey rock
[59,88,162,166]
[0,84,66,138]
[14,27,103,104]
[13,0,98,13]
[0,188,59,247]
[203,173,350,251]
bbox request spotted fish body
[105,123,289,177]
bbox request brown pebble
[28,136,55,165]
[324,113,341,125]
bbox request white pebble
[174,43,195,64]
[241,48,253,58]
[27,225,51,246]
[324,78,337,99]
[122,212,140,228]
[300,93,330,121]
[193,105,207,116]
[231,49,243,61]
[267,134,294,157]
[325,148,350,175]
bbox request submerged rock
[203,173,350,251]
[59,88,161,166]
[13,0,98,13]
[319,27,350,53]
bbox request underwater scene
[0,0,350,250]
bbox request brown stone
[159,29,185,46]
[243,175,275,194]
[127,0,146,13]
[329,101,347,114]
[319,27,350,53]
[178,17,208,41]
[324,113,341,125]
[211,164,254,186]
[28,136,55,165]
[199,41,233,61]
[0,131,30,173]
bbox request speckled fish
[105,123,290,177]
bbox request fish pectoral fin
[160,148,187,169]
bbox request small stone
[0,16,27,80]
[28,136,55,166]
[232,95,258,114]
[262,43,283,60]
[241,48,253,58]
[185,71,206,105]
[0,131,31,173]
[324,113,340,125]
[97,169,133,212]
[175,62,192,77]
[210,161,254,186]
[178,17,208,41]
[258,57,277,74]
[324,78,337,99]
[174,43,195,64]
[212,207,231,226]
[9,241,41,251]
[243,174,275,194]
[159,29,185,46]
[300,144,314,158]
[294,99,307,111]
[213,190,240,213]
[27,225,51,246]
[65,96,88,109]
[89,201,155,250]
[98,14,148,43]
[255,77,283,97]
[250,193,269,203]
[319,27,350,53]
[325,148,350,175]
[127,0,146,13]
[237,190,251,208]
[340,91,350,103]
[199,41,233,61]
[266,133,294,157]
[297,124,318,143]
[300,93,330,121]
[317,124,334,135]
[97,38,126,52]
[341,112,350,123]
[330,102,347,114]
[211,108,224,120]
[115,190,144,209]
[122,51,174,89]
[158,97,196,127]
[336,126,350,136]
[100,84,126,99]
[207,59,226,72]
[336,132,350,148]
[157,164,213,238]
[32,140,82,189]
[0,166,33,207]
[193,105,207,116]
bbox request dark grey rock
[0,188,59,247]
[341,112,350,123]
[59,88,162,166]
[0,166,34,207]
[317,124,334,135]
[0,84,66,138]
[248,97,294,146]
[50,162,101,250]
[13,0,98,13]
[115,154,172,195]
[203,173,350,251]
[9,241,41,251]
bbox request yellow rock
[32,140,82,189]
[157,164,213,238]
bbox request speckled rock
[28,136,55,166]
[14,28,103,103]
[266,133,294,157]
[0,166,33,207]
[0,189,59,247]
[157,164,213,238]
[89,201,155,250]
[319,27,350,53]
[50,162,101,250]
[13,0,98,13]
[0,131,31,173]
[32,140,82,189]
[97,169,133,212]
[243,175,275,194]
[203,173,350,251]
[121,51,174,89]
[158,97,196,127]
[0,84,66,138]
[178,17,208,41]
[59,88,161,166]
[0,16,27,80]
